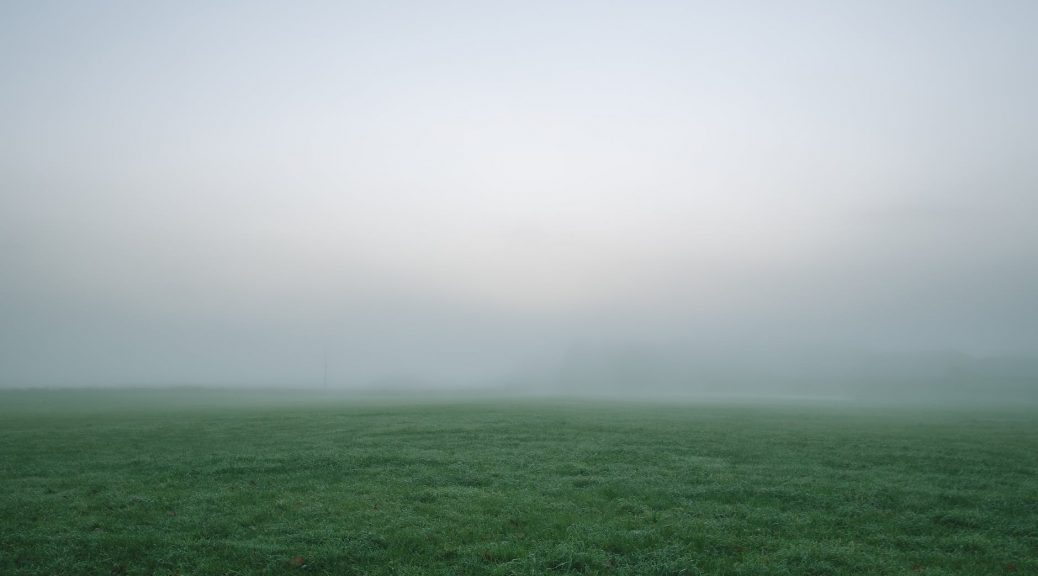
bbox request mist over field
[2,1,1037,402]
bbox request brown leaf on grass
[290,556,306,568]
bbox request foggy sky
[2,1,1037,393]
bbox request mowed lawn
[0,391,1035,575]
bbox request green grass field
[1,390,1035,575]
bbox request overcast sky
[2,1,1036,388]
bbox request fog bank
[2,2,1036,401]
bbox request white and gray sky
[2,1,1036,389]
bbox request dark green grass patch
[1,390,1035,575]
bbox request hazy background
[2,1,1036,400]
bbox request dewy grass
[1,390,1035,575]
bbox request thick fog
[2,2,1036,400]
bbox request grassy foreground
[0,390,1035,575]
